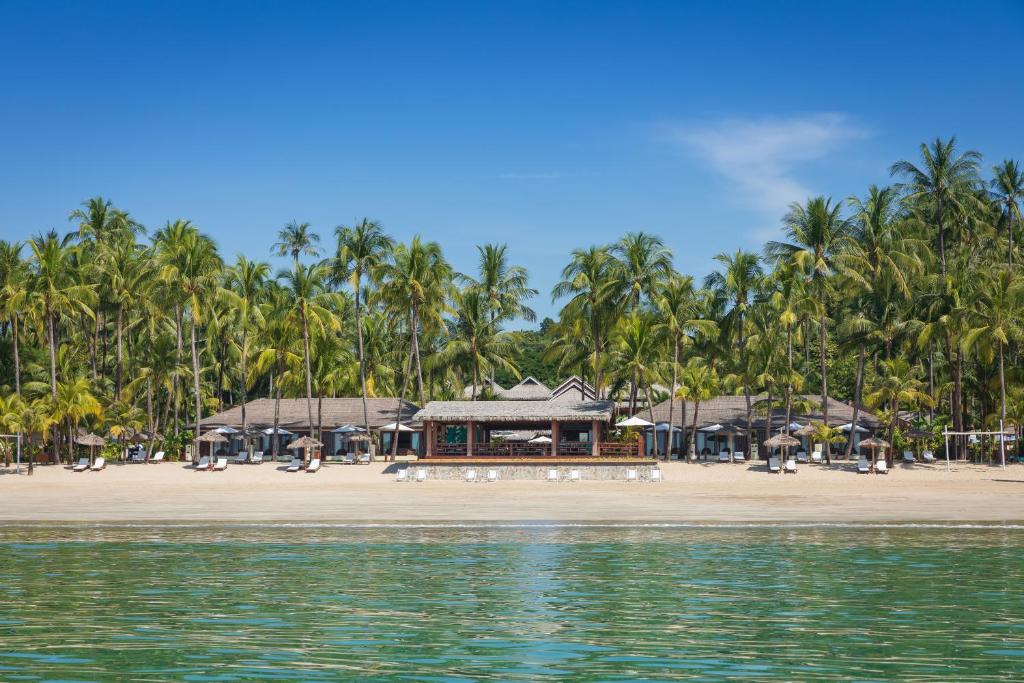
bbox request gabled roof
[640,394,882,431]
[502,376,552,400]
[414,399,614,423]
[548,375,597,402]
[461,378,505,398]
[200,397,420,431]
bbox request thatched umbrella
[197,430,228,461]
[287,436,323,464]
[764,433,800,470]
[75,433,106,467]
[860,436,890,467]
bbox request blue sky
[2,0,1022,322]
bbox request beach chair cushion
[213,457,227,471]
[251,452,264,464]
[73,458,89,472]
[194,456,210,470]
[150,451,165,463]
[286,458,302,472]
[396,469,408,482]
[903,451,915,462]
[768,457,780,472]
[90,457,106,471]
[306,458,321,472]
[796,452,809,463]
[342,454,355,464]
[810,451,822,463]
[784,458,797,473]
[234,452,249,464]
[922,450,935,462]
[857,457,870,473]
[876,459,889,474]
[358,453,371,464]
[733,451,745,462]
[718,452,730,462]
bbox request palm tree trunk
[645,385,659,458]
[190,316,202,463]
[173,303,182,431]
[819,304,830,464]
[301,306,315,466]
[273,373,282,461]
[47,309,61,464]
[1000,343,1007,462]
[240,329,248,435]
[115,304,123,397]
[411,304,426,406]
[691,400,702,458]
[391,332,415,458]
[667,337,678,459]
[355,278,371,435]
[11,315,20,397]
[844,348,865,459]
[146,377,154,432]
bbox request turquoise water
[1,524,1023,681]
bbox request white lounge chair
[234,452,249,464]
[212,457,227,471]
[650,468,662,483]
[547,469,559,482]
[464,468,477,482]
[396,469,408,482]
[902,450,915,463]
[306,458,321,473]
[876,458,889,474]
[149,451,165,463]
[733,451,746,462]
[857,457,871,474]
[358,453,371,465]
[768,457,780,473]
[130,450,147,463]
[416,468,427,482]
[796,451,809,463]
[810,451,822,463]
[717,452,730,463]
[626,468,638,482]
[487,469,498,482]
[90,457,106,471]
[923,450,936,463]
[286,458,302,472]
[251,451,264,464]
[813,443,824,457]
[194,456,210,470]
[569,469,581,482]
[343,452,356,464]
[784,457,797,474]
[73,457,89,472]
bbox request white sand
[1,459,1022,523]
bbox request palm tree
[335,219,393,436]
[865,358,933,465]
[441,287,520,399]
[52,376,103,463]
[614,313,664,454]
[962,269,1024,460]
[676,362,720,457]
[990,159,1024,269]
[279,262,341,462]
[251,290,302,461]
[553,246,620,397]
[272,221,321,264]
[103,236,152,397]
[767,197,852,460]
[0,241,29,396]
[705,249,763,453]
[890,137,981,276]
[224,256,271,437]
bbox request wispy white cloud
[669,113,868,215]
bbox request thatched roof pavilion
[199,397,419,433]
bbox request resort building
[414,399,641,459]
[460,375,598,402]
[199,397,421,457]
[637,394,884,458]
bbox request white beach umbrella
[261,427,293,436]
[839,423,869,433]
[618,416,654,428]
[655,422,681,432]
[778,422,804,433]
[529,435,552,443]
[699,424,724,432]
[377,422,414,432]
[332,424,366,433]
[214,426,240,435]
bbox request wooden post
[591,419,601,457]
[551,420,560,457]
[466,420,474,457]
[425,421,434,458]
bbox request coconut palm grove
[1,137,1022,465]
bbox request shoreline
[3,460,1023,524]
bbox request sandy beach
[1,459,1023,523]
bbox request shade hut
[197,430,228,460]
[287,436,323,464]
[75,433,106,466]
[860,436,890,466]
[764,433,800,457]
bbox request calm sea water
[1,524,1023,681]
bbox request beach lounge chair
[194,456,210,470]
[286,458,302,473]
[651,468,662,483]
[626,468,638,482]
[306,458,321,473]
[768,457,780,473]
[876,458,889,474]
[569,468,581,482]
[416,468,428,482]
[717,452,730,463]
[234,452,249,464]
[464,468,477,482]
[90,457,106,471]
[73,457,90,472]
[857,457,871,474]
[129,450,146,463]
[487,469,498,482]
[796,451,809,463]
[396,468,408,482]
[358,453,371,465]
[212,457,227,471]
[902,450,915,463]
[784,457,797,474]
[547,468,559,482]
[251,451,264,464]
[149,451,165,463]
[342,453,355,465]
[810,451,822,463]
[733,451,746,462]
[923,450,936,463]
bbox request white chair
[90,457,106,471]
[130,450,146,463]
[796,451,809,463]
[416,468,428,482]
[342,453,356,465]
[73,457,90,472]
[212,457,227,471]
[234,452,249,464]
[194,456,210,470]
[733,451,746,462]
[464,468,477,482]
[902,450,915,463]
[286,458,302,472]
[922,450,936,463]
[149,451,165,463]
[487,469,498,482]
[810,451,822,463]
[857,457,871,474]
[876,458,889,474]
[358,453,371,465]
[306,458,321,472]
[626,468,638,482]
[768,457,780,473]
[717,452,730,463]
[251,451,264,464]
[396,469,408,482]
[569,469,581,482]
[547,469,559,482]
[650,469,662,483]
[784,458,797,474]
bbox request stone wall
[387,463,661,481]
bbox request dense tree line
[1,137,1022,465]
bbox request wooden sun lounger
[768,457,780,473]
[784,458,797,474]
[285,458,302,473]
[251,451,264,464]
[90,457,106,471]
[876,459,889,474]
[149,451,165,463]
[212,457,227,471]
[73,457,89,472]
[396,469,408,482]
[857,457,871,474]
[306,458,321,472]
[194,456,210,470]
[234,452,249,464]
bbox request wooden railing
[598,441,641,458]
[430,441,639,458]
